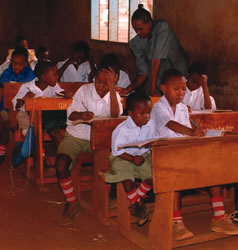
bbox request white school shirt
[111,116,157,157]
[151,95,191,138]
[57,59,91,82]
[66,83,123,141]
[12,79,64,111]
[183,86,216,110]
[116,70,131,89]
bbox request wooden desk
[25,98,73,185]
[149,136,238,250]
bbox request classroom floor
[1,161,238,250]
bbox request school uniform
[57,59,91,82]
[129,20,188,94]
[183,86,216,110]
[0,65,35,84]
[116,70,131,89]
[58,83,123,163]
[151,95,191,138]
[12,79,65,134]
[105,116,157,183]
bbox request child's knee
[55,153,72,174]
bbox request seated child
[57,41,96,82]
[55,60,123,225]
[12,61,67,146]
[0,47,35,83]
[99,53,131,89]
[152,68,238,240]
[183,62,216,111]
[0,36,37,75]
[0,46,35,162]
[102,92,157,226]
[31,46,50,70]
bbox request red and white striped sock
[59,176,76,203]
[0,145,6,156]
[173,210,183,223]
[137,181,152,198]
[127,187,140,204]
[211,196,225,220]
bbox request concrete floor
[1,161,238,250]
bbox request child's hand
[116,87,130,96]
[16,99,25,109]
[133,155,145,166]
[24,91,35,99]
[187,105,192,113]
[200,74,208,88]
[192,128,206,137]
[81,111,94,121]
[103,67,117,89]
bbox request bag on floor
[12,125,35,168]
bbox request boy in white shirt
[12,61,68,145]
[57,41,96,82]
[152,68,238,240]
[102,92,157,226]
[55,62,123,225]
[183,62,216,111]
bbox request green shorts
[104,153,152,183]
[57,131,91,164]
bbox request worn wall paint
[155,0,238,109]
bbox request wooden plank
[149,192,174,250]
[152,136,238,193]
[25,98,72,111]
[191,112,238,132]
[109,0,119,41]
[90,117,126,150]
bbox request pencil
[190,119,200,129]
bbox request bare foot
[98,171,105,181]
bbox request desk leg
[149,192,174,250]
[92,149,110,221]
[34,111,44,186]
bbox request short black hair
[97,53,120,76]
[73,41,90,57]
[16,35,27,46]
[161,68,184,85]
[34,61,56,79]
[36,46,48,58]
[126,91,151,112]
[11,46,28,62]
[188,62,207,75]
[132,4,152,24]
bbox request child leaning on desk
[100,91,157,227]
[12,61,68,146]
[183,62,216,111]
[151,68,238,241]
[55,60,123,226]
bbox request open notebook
[118,130,227,150]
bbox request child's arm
[57,57,76,80]
[118,153,145,166]
[166,120,205,136]
[201,74,212,109]
[68,111,94,121]
[104,67,120,118]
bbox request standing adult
[119,4,188,96]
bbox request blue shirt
[129,20,188,94]
[0,65,35,110]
